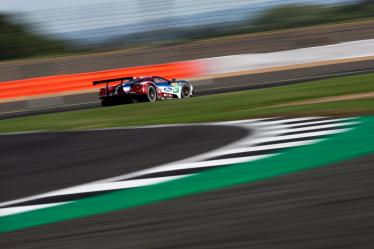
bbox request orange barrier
[0,60,203,100]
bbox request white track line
[0,203,66,217]
[245,128,352,145]
[272,117,356,128]
[220,118,276,125]
[277,121,359,133]
[121,154,274,178]
[251,117,324,125]
[206,139,323,158]
[0,117,358,217]
[0,154,272,210]
[32,175,189,198]
[0,175,189,209]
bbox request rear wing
[93,77,134,85]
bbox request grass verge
[0,73,373,132]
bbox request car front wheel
[181,84,191,98]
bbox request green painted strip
[1,116,374,233]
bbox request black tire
[101,99,111,107]
[181,84,190,98]
[143,85,157,102]
[121,96,134,104]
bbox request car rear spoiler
[92,77,134,85]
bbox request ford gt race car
[93,76,194,106]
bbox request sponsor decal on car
[164,87,173,92]
[173,85,180,93]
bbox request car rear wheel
[144,85,157,102]
[181,84,190,98]
[101,99,111,107]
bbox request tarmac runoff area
[1,116,374,249]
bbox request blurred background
[1,0,374,112]
[1,1,374,248]
[1,0,373,61]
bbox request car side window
[154,77,169,84]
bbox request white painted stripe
[0,175,188,208]
[253,122,356,136]
[220,118,276,125]
[0,154,272,211]
[251,117,324,125]
[277,121,359,133]
[35,175,188,198]
[0,203,66,217]
[123,154,274,178]
[0,117,356,216]
[206,139,323,157]
[270,118,356,129]
[246,128,352,145]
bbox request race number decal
[173,85,180,93]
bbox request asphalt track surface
[0,125,247,203]
[1,57,373,247]
[1,147,373,248]
[1,58,374,120]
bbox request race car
[93,76,194,106]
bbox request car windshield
[153,77,169,84]
[124,79,143,84]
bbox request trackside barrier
[0,60,204,100]
[1,39,374,101]
[204,39,374,75]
